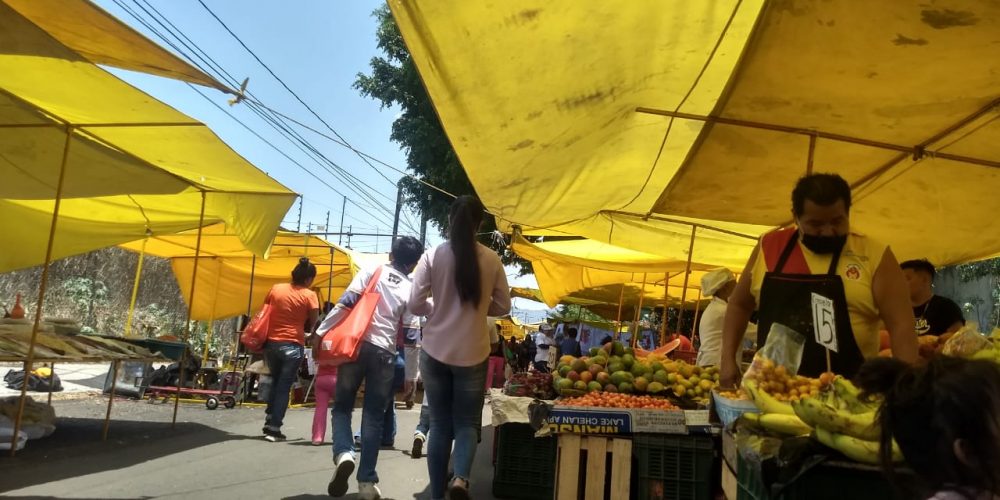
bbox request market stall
[0,0,296,454]
[492,338,723,499]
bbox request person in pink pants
[312,364,338,445]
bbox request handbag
[240,302,272,353]
[315,266,383,366]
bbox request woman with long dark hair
[261,257,319,442]
[410,196,511,500]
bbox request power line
[187,84,393,224]
[118,0,412,231]
[195,0,398,188]
[115,0,427,235]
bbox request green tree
[354,6,531,274]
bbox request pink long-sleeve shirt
[409,242,511,367]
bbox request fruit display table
[489,388,723,499]
[721,430,910,500]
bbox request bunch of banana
[814,428,902,465]
[743,380,794,415]
[742,380,812,436]
[741,412,813,436]
[793,377,902,464]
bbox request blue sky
[93,0,545,310]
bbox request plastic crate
[634,433,717,500]
[712,390,759,427]
[736,454,898,500]
[493,423,556,500]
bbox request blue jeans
[263,341,303,430]
[332,342,396,483]
[416,400,430,436]
[421,350,488,499]
[383,349,405,444]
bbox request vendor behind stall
[696,268,737,367]
[900,259,965,336]
[720,173,917,384]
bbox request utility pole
[324,211,330,234]
[338,196,346,246]
[296,196,303,233]
[391,184,403,244]
[420,193,430,246]
[375,228,380,253]
[346,225,352,249]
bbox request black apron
[756,232,866,378]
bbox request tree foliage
[354,6,531,274]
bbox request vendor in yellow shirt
[720,173,917,385]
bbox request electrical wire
[120,0,408,227]
[115,0,450,236]
[196,0,398,187]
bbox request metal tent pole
[124,236,148,338]
[173,191,207,428]
[10,126,72,456]
[614,284,626,340]
[675,227,697,335]
[659,273,670,347]
[631,274,647,349]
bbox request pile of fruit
[552,341,718,405]
[504,371,556,400]
[558,392,676,410]
[742,357,829,403]
[740,369,901,465]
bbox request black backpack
[4,369,62,392]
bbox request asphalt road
[0,395,500,499]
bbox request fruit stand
[492,340,724,500]
[711,324,1000,500]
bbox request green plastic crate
[736,454,900,500]
[493,424,556,500]
[634,433,717,500]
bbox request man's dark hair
[792,173,852,216]
[391,236,424,267]
[900,259,937,280]
[567,327,578,338]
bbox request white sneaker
[412,432,426,459]
[327,452,355,497]
[358,482,382,500]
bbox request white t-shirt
[535,332,555,363]
[317,263,414,354]
[696,297,743,367]
[696,297,727,367]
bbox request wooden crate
[555,434,632,500]
[721,461,737,500]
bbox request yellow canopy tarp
[3,0,227,90]
[120,225,363,321]
[390,0,770,252]
[0,2,296,272]
[648,1,1000,265]
[512,233,712,310]
[393,1,1000,267]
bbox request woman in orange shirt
[262,257,320,442]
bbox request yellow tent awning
[0,3,296,272]
[120,225,362,321]
[512,233,712,309]
[647,1,1000,265]
[3,0,228,91]
[393,1,1000,267]
[390,0,769,251]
